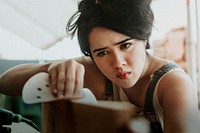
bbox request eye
[120,43,132,49]
[96,50,108,57]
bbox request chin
[119,82,136,89]
[118,84,132,89]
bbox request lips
[116,71,131,79]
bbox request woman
[0,0,199,132]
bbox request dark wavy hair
[67,0,154,57]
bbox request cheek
[93,58,111,74]
[128,48,146,70]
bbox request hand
[47,59,85,98]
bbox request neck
[140,53,167,79]
[122,54,167,107]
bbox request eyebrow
[115,37,133,45]
[92,37,133,53]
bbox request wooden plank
[42,100,133,133]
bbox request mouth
[116,71,131,79]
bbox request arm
[0,57,104,98]
[158,71,199,133]
[0,63,50,96]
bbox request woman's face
[89,27,147,89]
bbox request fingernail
[58,92,64,98]
[53,89,57,94]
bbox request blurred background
[0,0,199,132]
[0,0,189,60]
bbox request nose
[112,53,126,69]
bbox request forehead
[89,27,129,46]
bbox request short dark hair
[67,0,154,57]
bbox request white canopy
[0,0,77,49]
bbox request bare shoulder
[157,70,196,106]
[157,70,199,132]
[75,56,103,79]
[75,56,105,99]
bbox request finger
[57,71,66,98]
[74,65,85,97]
[49,69,58,95]
[53,63,66,98]
[64,65,75,97]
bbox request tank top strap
[144,62,179,113]
[104,77,113,99]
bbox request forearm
[0,63,50,96]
